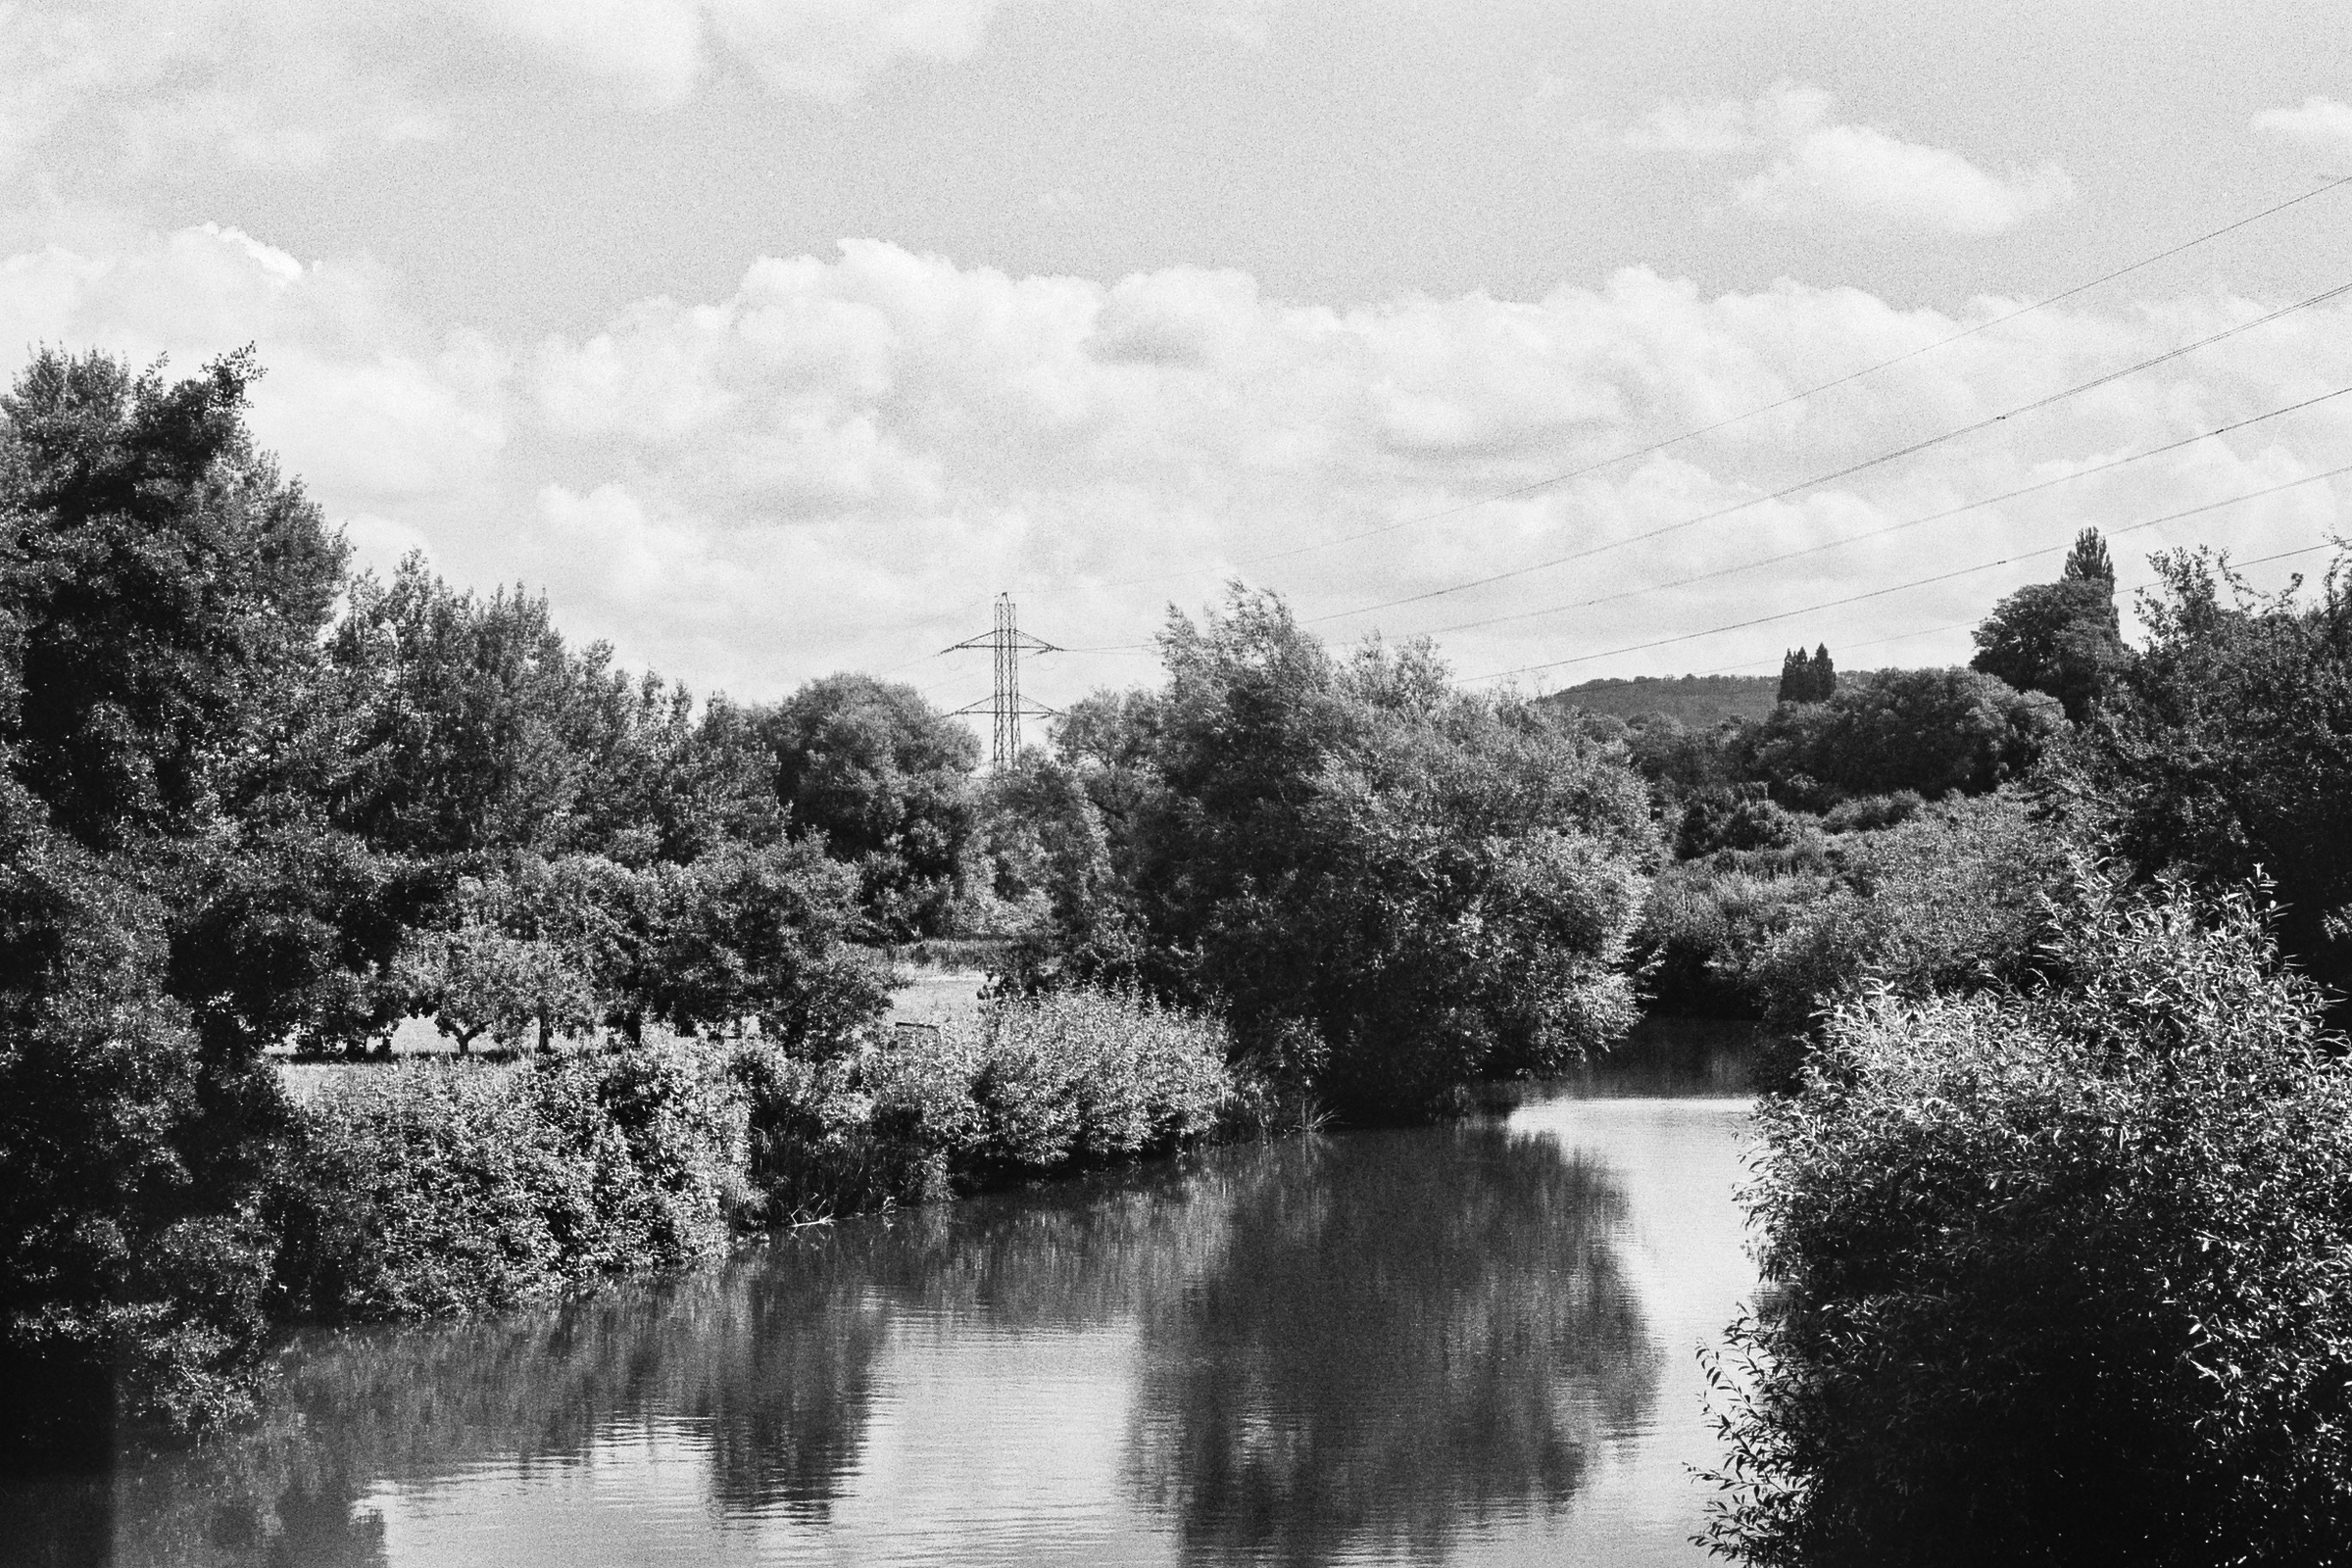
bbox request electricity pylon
[942,593,1060,770]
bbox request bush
[863,987,1235,1183]
[1750,787,2066,1032]
[1819,790,1923,834]
[0,813,290,1450]
[1745,667,2063,805]
[1707,870,2352,1566]
[273,1044,747,1321]
[1676,789,1813,858]
[1633,860,1831,1018]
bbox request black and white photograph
[3,4,2350,1564]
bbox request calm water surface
[16,1025,1758,1567]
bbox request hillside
[1541,673,1781,727]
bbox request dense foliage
[272,986,1241,1321]
[0,353,340,1449]
[1707,871,2352,1567]
[1022,593,1657,1118]
[2084,547,2352,1002]
[1775,644,1837,705]
[0,351,911,1446]
[1970,550,2127,723]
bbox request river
[12,1024,1758,1567]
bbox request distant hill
[1541,673,1781,727]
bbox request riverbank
[5,1031,1762,1568]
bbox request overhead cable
[1463,462,2352,684]
[1310,278,2352,627]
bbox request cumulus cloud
[1598,81,2077,236]
[8,221,2348,702]
[2254,96,2352,160]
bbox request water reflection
[8,1055,1749,1567]
[1129,1127,1659,1566]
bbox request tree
[0,349,348,1443]
[1745,666,2063,806]
[1971,529,2128,723]
[641,841,889,1054]
[1044,592,1657,1118]
[328,559,594,858]
[393,865,602,1053]
[762,673,981,940]
[1777,644,1837,705]
[2084,545,2352,1000]
[2065,525,2114,585]
[1708,869,2352,1566]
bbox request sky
[3,0,2349,728]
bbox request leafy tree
[2084,545,2352,999]
[2,350,347,850]
[641,841,889,1054]
[763,672,981,939]
[0,349,347,1444]
[328,559,596,858]
[1745,666,2062,806]
[1042,592,1656,1118]
[2065,525,2114,584]
[1708,869,2352,1567]
[1971,529,2129,722]
[394,866,602,1053]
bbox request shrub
[1750,787,2066,1031]
[1706,870,2352,1567]
[726,1045,950,1221]
[1819,790,1923,834]
[1745,666,2063,805]
[1676,790,1813,858]
[274,1044,747,1321]
[1633,860,1831,1018]
[863,987,1235,1183]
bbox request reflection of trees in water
[66,1255,889,1566]
[24,1127,1655,1567]
[1126,1125,1660,1567]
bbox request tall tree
[0,349,350,1444]
[1971,528,2128,723]
[1043,591,1656,1118]
[762,672,981,940]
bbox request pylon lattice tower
[942,594,1060,770]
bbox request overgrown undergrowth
[270,986,1262,1329]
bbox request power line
[1093,173,2352,595]
[1311,278,2352,628]
[1409,383,2352,640]
[1463,462,2352,684]
[1695,538,2344,678]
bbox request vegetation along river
[13,1026,1757,1567]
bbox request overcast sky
[4,1,2349,721]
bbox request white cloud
[2253,96,2352,160]
[1600,81,2076,236]
[8,221,2349,702]
[1738,122,2078,236]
